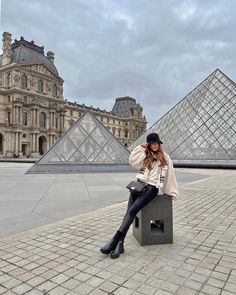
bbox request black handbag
[126,179,148,196]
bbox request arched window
[52,83,57,97]
[38,80,43,93]
[7,73,11,87]
[39,112,46,128]
[0,134,3,153]
[21,74,28,89]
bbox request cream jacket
[129,145,179,201]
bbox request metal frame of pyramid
[130,69,236,168]
[27,111,134,173]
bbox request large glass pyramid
[27,111,133,173]
[130,69,236,167]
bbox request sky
[1,0,236,127]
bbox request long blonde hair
[143,144,167,170]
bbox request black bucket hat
[146,133,163,144]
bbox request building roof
[0,37,59,76]
[111,96,138,117]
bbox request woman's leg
[100,192,139,255]
[118,185,159,236]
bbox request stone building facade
[0,32,147,158]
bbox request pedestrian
[100,132,178,259]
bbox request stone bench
[133,194,173,245]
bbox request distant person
[100,132,178,259]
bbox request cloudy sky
[1,0,236,127]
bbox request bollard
[133,194,173,245]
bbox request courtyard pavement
[0,163,207,238]
[0,166,235,294]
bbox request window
[8,96,11,103]
[23,112,28,126]
[52,83,57,97]
[7,73,11,87]
[70,110,73,116]
[38,80,43,93]
[125,130,128,138]
[39,112,46,128]
[21,74,28,89]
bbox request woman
[100,132,179,259]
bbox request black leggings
[118,185,159,236]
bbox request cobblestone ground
[0,170,235,295]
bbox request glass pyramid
[130,69,236,167]
[27,111,133,173]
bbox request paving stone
[99,281,119,293]
[207,277,225,288]
[113,286,134,295]
[122,278,143,290]
[47,286,68,295]
[201,284,222,295]
[72,282,94,294]
[184,279,203,290]
[1,278,22,289]
[11,283,33,294]
[176,286,198,295]
[136,283,157,295]
[0,286,7,294]
[224,282,236,293]
[37,281,58,293]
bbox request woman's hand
[140,143,148,149]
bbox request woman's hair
[143,144,167,170]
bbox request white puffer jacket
[129,145,179,201]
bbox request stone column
[18,132,22,156]
[35,110,38,126]
[32,134,35,152]
[19,107,22,125]
[13,106,18,124]
[14,132,18,155]
[31,109,35,127]
[35,134,39,152]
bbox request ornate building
[0,32,147,158]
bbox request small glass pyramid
[27,111,132,173]
[130,69,236,166]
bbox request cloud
[1,0,236,127]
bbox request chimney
[2,32,12,66]
[47,51,55,63]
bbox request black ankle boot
[110,239,125,259]
[100,231,123,255]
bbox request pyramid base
[173,159,236,169]
[26,163,135,174]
